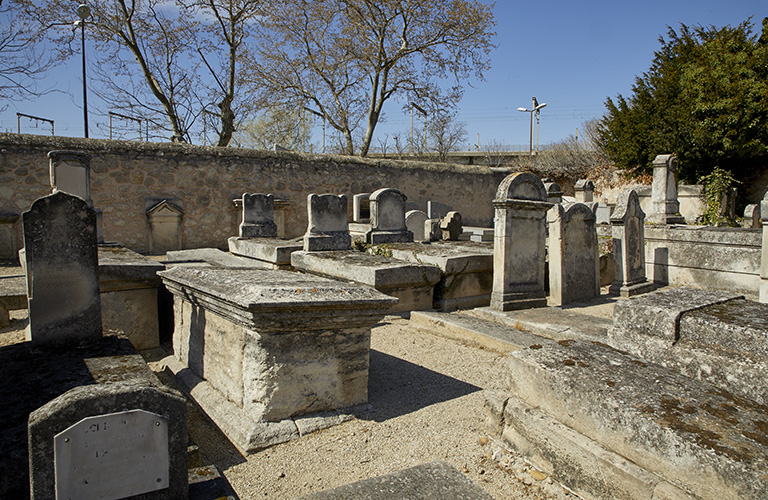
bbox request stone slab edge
[409,311,552,353]
[483,391,696,500]
[469,306,610,343]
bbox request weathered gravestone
[23,191,102,347]
[29,381,187,500]
[491,172,553,311]
[744,203,760,229]
[609,189,654,297]
[367,188,413,244]
[573,179,595,203]
[548,202,600,305]
[0,211,19,261]
[146,199,184,254]
[240,193,278,238]
[543,179,563,205]
[304,194,352,251]
[48,150,106,243]
[405,210,429,241]
[647,154,686,225]
[761,197,768,303]
[440,211,463,241]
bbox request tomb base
[366,229,414,245]
[303,232,352,251]
[158,267,396,452]
[608,278,654,297]
[489,291,547,311]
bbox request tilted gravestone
[303,194,352,251]
[548,202,600,305]
[609,189,654,297]
[367,188,413,244]
[440,211,463,241]
[23,191,102,347]
[240,193,278,238]
[28,381,187,500]
[491,172,553,311]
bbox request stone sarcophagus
[158,267,396,452]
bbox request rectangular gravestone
[367,188,413,244]
[23,191,102,346]
[548,202,600,305]
[304,194,352,251]
[240,193,278,238]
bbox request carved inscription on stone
[54,410,169,500]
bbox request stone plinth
[98,246,164,350]
[389,241,493,312]
[158,267,396,452]
[291,250,441,313]
[228,236,303,270]
[491,173,552,311]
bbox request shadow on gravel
[361,349,482,422]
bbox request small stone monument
[405,210,429,241]
[648,154,686,225]
[0,211,19,261]
[425,219,441,242]
[367,188,413,244]
[353,193,371,223]
[240,193,278,238]
[304,193,352,251]
[609,189,654,297]
[543,180,564,205]
[48,150,105,242]
[744,204,760,229]
[491,172,553,311]
[548,202,600,305]
[23,191,102,347]
[440,211,463,241]
[146,199,184,254]
[574,179,595,203]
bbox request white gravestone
[54,409,169,500]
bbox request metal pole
[536,110,540,154]
[410,106,414,153]
[81,20,88,138]
[528,111,533,157]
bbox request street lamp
[74,3,91,138]
[517,96,547,156]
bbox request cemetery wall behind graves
[0,133,510,255]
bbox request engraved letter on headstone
[54,410,169,500]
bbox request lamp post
[75,3,91,138]
[517,96,547,156]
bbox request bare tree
[429,112,466,162]
[0,0,57,108]
[232,106,311,150]
[250,0,495,156]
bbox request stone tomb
[547,202,600,306]
[366,188,413,244]
[388,241,493,312]
[490,173,552,311]
[304,194,352,251]
[158,267,396,452]
[291,250,441,313]
[23,191,102,347]
[608,287,768,406]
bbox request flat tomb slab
[165,248,272,269]
[291,250,441,313]
[158,267,396,452]
[609,288,768,405]
[228,236,303,269]
[497,340,768,500]
[388,241,493,311]
[296,461,494,500]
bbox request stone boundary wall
[645,225,761,298]
[0,134,511,255]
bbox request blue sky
[1,0,765,150]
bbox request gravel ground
[0,261,579,500]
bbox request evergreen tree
[597,18,768,183]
